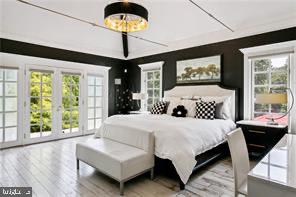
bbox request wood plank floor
[0,136,251,197]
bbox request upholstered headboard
[164,85,237,121]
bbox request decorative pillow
[195,101,216,120]
[181,99,197,117]
[195,96,232,119]
[150,101,167,114]
[215,102,224,119]
[163,97,181,115]
[172,105,188,117]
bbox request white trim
[0,52,110,148]
[291,47,296,134]
[138,61,164,71]
[240,40,296,133]
[240,40,296,57]
[139,61,164,110]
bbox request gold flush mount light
[104,1,148,32]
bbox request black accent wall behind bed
[126,27,296,120]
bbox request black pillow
[150,101,167,114]
[172,105,188,117]
[195,101,216,120]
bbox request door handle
[57,106,62,111]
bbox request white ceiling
[1,0,296,60]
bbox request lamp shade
[255,93,287,104]
[132,93,146,100]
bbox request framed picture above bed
[176,55,221,84]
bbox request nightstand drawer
[245,129,267,145]
[247,143,267,151]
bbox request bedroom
[0,0,296,196]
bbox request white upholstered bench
[76,128,154,195]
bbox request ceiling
[1,0,296,60]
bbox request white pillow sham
[180,99,196,118]
[163,97,181,115]
[163,96,193,115]
[193,95,232,119]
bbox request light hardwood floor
[0,135,246,197]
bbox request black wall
[0,38,127,116]
[127,27,296,119]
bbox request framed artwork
[176,55,221,84]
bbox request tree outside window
[252,55,289,124]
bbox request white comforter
[95,114,236,184]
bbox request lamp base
[266,118,279,125]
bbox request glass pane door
[0,68,18,145]
[61,73,80,134]
[29,71,53,138]
[145,70,161,110]
[87,75,103,132]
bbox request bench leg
[120,181,124,196]
[150,168,154,180]
[76,159,79,170]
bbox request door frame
[57,68,84,139]
[24,64,58,145]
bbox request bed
[96,85,238,189]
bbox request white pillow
[163,97,181,115]
[181,100,197,118]
[193,95,232,119]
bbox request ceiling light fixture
[104,1,148,32]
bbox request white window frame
[0,66,23,149]
[251,54,290,119]
[139,61,164,110]
[240,40,296,133]
[60,70,83,136]
[0,52,110,148]
[26,66,57,143]
[86,74,104,133]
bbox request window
[139,61,163,111]
[144,70,161,110]
[251,54,290,123]
[87,75,103,131]
[0,68,18,142]
[62,73,80,133]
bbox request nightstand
[236,120,288,159]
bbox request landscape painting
[176,55,221,84]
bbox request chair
[226,128,250,197]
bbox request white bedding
[95,114,236,184]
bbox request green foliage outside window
[62,75,80,132]
[253,57,288,116]
[30,72,79,133]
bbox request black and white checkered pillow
[150,101,167,114]
[195,101,216,120]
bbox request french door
[59,71,82,137]
[24,66,82,144]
